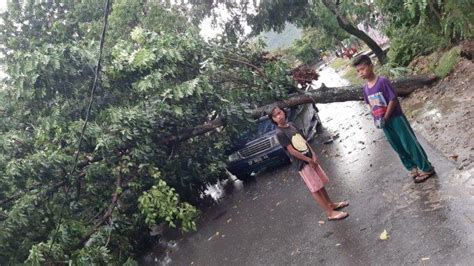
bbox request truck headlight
[270,135,279,147]
[228,152,241,162]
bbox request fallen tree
[252,74,439,116]
[161,74,438,144]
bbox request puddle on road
[315,101,377,189]
[203,173,244,202]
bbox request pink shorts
[298,164,329,192]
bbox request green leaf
[131,48,156,69]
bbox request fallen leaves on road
[290,248,301,256]
[318,220,325,225]
[208,231,220,241]
[379,229,389,240]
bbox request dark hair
[267,104,287,125]
[352,55,372,67]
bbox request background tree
[286,26,346,65]
[246,0,387,64]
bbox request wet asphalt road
[148,102,474,265]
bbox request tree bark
[75,173,123,251]
[320,0,386,64]
[159,75,438,144]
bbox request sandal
[332,201,349,210]
[414,170,435,183]
[409,168,419,179]
[328,211,349,221]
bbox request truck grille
[239,138,272,158]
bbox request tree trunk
[320,0,386,64]
[460,40,474,60]
[252,74,437,116]
[159,75,438,144]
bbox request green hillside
[260,23,302,51]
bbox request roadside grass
[434,47,461,78]
[327,57,364,85]
[343,67,364,86]
[405,46,460,77]
[376,65,412,79]
[331,45,460,87]
[330,58,350,70]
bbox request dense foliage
[378,0,473,66]
[0,0,295,263]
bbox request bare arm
[286,144,319,171]
[286,144,312,163]
[384,99,398,120]
[307,143,319,164]
[366,104,372,114]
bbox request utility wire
[49,0,111,252]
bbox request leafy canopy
[0,0,295,264]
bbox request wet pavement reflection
[142,101,473,265]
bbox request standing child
[269,106,349,221]
[353,55,435,183]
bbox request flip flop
[328,211,349,221]
[414,170,435,183]
[332,201,349,210]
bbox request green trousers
[383,115,433,172]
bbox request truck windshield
[256,118,276,135]
[234,118,275,143]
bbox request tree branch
[75,173,123,250]
[0,180,67,207]
[159,117,225,145]
[0,154,102,207]
[427,0,442,21]
[221,56,267,78]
